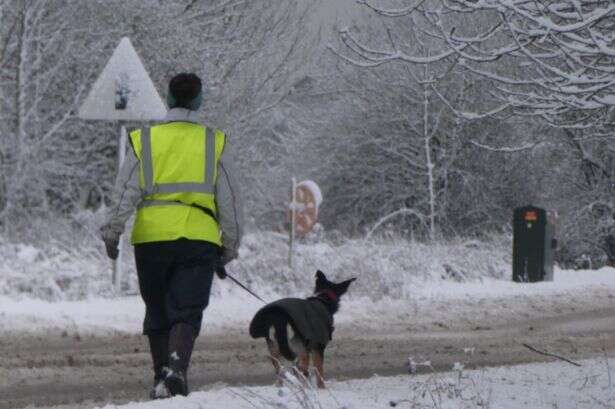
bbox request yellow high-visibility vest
[128,122,226,245]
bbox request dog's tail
[250,307,297,361]
[272,319,296,361]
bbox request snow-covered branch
[365,208,429,241]
[340,0,615,129]
[469,140,541,152]
[355,0,426,17]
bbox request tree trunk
[423,83,436,241]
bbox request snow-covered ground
[2,266,614,335]
[3,226,614,336]
[3,229,615,409]
[77,357,614,409]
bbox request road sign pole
[112,125,128,293]
[118,124,127,165]
[289,177,297,270]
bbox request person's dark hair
[168,73,203,110]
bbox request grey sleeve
[100,148,141,240]
[216,141,244,262]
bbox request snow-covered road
[1,267,615,408]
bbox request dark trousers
[135,239,218,336]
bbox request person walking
[100,73,243,398]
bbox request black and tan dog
[249,270,355,388]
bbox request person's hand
[104,237,120,260]
[100,224,121,260]
[215,264,227,280]
[216,247,236,279]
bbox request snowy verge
[84,357,615,409]
[0,224,511,301]
[1,266,614,335]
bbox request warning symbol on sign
[79,37,166,121]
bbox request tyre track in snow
[2,306,615,409]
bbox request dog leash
[219,266,268,304]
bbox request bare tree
[0,0,320,235]
[331,0,614,262]
[343,0,615,131]
[289,52,502,237]
[0,1,93,229]
[325,13,509,237]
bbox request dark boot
[148,333,170,399]
[149,367,170,399]
[165,323,196,396]
[149,333,170,379]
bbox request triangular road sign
[79,37,167,121]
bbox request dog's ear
[334,277,356,296]
[315,270,330,289]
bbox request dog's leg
[295,351,310,383]
[313,349,325,389]
[266,337,284,387]
[290,334,309,382]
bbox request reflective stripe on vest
[139,126,216,196]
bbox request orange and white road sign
[290,180,322,236]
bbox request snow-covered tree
[324,11,504,237]
[552,128,614,265]
[0,0,323,235]
[343,0,615,130]
[332,0,614,262]
[0,0,99,232]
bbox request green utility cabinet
[513,205,556,282]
